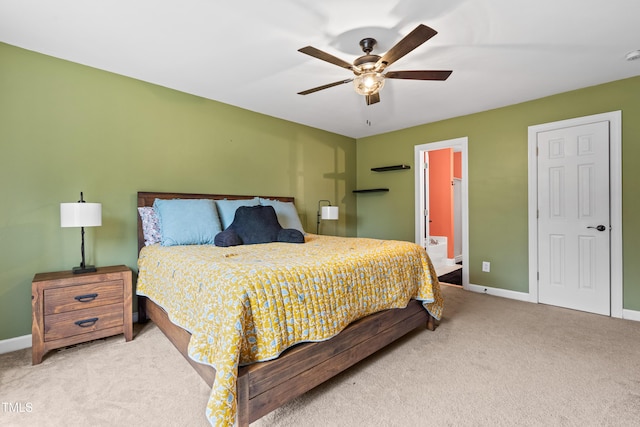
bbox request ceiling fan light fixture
[297,24,451,105]
[353,55,381,71]
[353,72,385,96]
[626,50,640,61]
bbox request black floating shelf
[353,188,390,193]
[371,164,411,172]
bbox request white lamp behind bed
[316,200,339,234]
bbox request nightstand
[31,265,133,365]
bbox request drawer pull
[74,293,98,303]
[74,318,99,328]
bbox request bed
[135,191,443,426]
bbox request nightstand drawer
[44,303,124,341]
[44,280,124,315]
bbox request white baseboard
[0,334,32,354]
[466,283,531,302]
[466,283,640,322]
[623,308,640,322]
[0,312,140,355]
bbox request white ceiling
[1,0,639,138]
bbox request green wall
[2,40,638,342]
[0,43,356,341]
[355,75,640,310]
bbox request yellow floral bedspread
[136,234,443,426]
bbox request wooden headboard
[137,191,295,254]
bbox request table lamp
[316,199,339,234]
[60,192,102,274]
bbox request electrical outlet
[482,261,491,272]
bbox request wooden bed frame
[136,191,437,426]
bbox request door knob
[587,225,606,232]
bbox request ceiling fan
[297,24,452,106]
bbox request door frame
[415,137,469,289]
[527,111,622,317]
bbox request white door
[453,178,462,261]
[422,151,430,248]
[537,121,610,315]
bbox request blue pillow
[258,198,306,234]
[153,199,222,246]
[215,197,260,229]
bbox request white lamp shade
[60,203,102,228]
[321,205,339,220]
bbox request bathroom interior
[427,148,462,285]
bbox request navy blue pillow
[214,229,243,247]
[232,205,281,244]
[215,205,304,246]
[277,228,305,243]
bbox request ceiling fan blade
[365,92,380,105]
[298,46,354,70]
[385,70,452,80]
[378,24,438,69]
[298,79,353,95]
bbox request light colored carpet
[2,285,639,426]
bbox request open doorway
[414,137,469,289]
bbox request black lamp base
[72,265,97,274]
